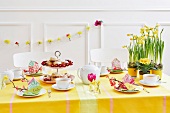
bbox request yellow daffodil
[144,25,149,29]
[153,30,158,35]
[3,75,8,81]
[127,34,132,36]
[57,37,61,41]
[77,31,82,35]
[47,39,53,44]
[150,27,153,30]
[122,45,127,48]
[86,26,90,31]
[25,41,30,45]
[38,41,42,45]
[156,23,160,27]
[140,28,144,34]
[4,40,10,44]
[138,40,144,44]
[145,28,149,33]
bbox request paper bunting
[15,42,19,46]
[4,40,10,44]
[25,41,30,45]
[47,39,53,44]
[1,20,103,46]
[37,41,43,45]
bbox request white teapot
[77,64,100,84]
[1,70,14,84]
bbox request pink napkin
[122,73,135,84]
[112,58,121,69]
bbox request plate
[52,84,75,90]
[108,69,123,74]
[139,80,161,86]
[39,76,56,84]
[100,72,110,76]
[16,88,47,97]
[114,86,143,93]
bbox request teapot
[77,64,100,84]
[0,70,14,84]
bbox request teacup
[143,74,160,84]
[100,66,109,74]
[13,69,22,78]
[56,78,71,89]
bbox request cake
[41,57,73,68]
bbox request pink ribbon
[65,92,70,113]
[163,96,166,113]
[101,85,113,113]
[10,89,16,113]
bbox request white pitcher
[77,64,100,85]
[1,70,14,84]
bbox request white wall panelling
[0,22,32,71]
[101,23,145,48]
[1,3,170,74]
[43,22,89,69]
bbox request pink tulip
[88,73,96,82]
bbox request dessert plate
[13,76,23,81]
[39,76,56,84]
[16,88,47,97]
[139,80,161,86]
[114,86,143,93]
[52,84,75,91]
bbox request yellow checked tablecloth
[1,71,170,113]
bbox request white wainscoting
[0,7,170,75]
[0,22,32,71]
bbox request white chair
[13,52,55,68]
[90,48,128,68]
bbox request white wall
[0,0,170,75]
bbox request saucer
[139,80,161,86]
[39,76,56,84]
[52,84,75,90]
[13,76,23,80]
[100,72,110,76]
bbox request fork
[48,89,51,98]
[143,88,150,93]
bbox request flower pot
[128,68,137,77]
[152,70,162,79]
[139,71,150,80]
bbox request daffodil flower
[4,40,10,44]
[3,75,8,81]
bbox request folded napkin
[23,78,42,96]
